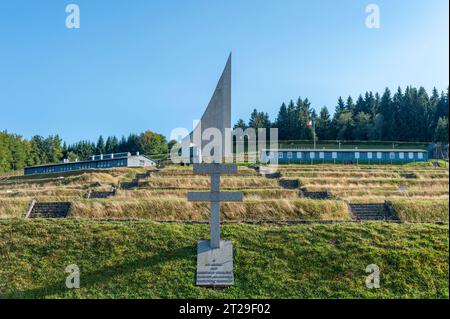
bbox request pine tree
[303,98,314,140]
[118,136,127,152]
[105,136,119,154]
[336,97,346,115]
[364,91,377,116]
[294,97,304,140]
[9,135,28,171]
[233,119,247,130]
[316,106,332,140]
[248,109,258,128]
[374,92,380,117]
[335,112,354,140]
[416,87,430,141]
[393,87,405,141]
[286,100,297,140]
[29,136,43,166]
[96,135,106,154]
[297,98,313,140]
[378,88,393,140]
[355,95,366,115]
[334,96,357,140]
[248,109,271,129]
[126,134,140,153]
[353,112,371,140]
[68,140,95,160]
[0,132,12,173]
[369,113,385,140]
[30,135,47,164]
[434,117,449,143]
[44,135,63,164]
[247,108,271,146]
[436,88,449,120]
[346,96,355,115]
[62,142,68,159]
[275,103,289,140]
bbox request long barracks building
[261,148,429,164]
[24,152,156,175]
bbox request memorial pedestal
[196,240,234,287]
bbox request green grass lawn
[0,219,447,299]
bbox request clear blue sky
[0,0,448,144]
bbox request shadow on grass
[5,245,196,299]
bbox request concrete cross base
[196,240,234,287]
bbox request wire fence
[278,140,430,150]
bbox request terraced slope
[0,163,448,222]
[277,164,449,201]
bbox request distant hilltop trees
[0,130,168,174]
[1,86,449,174]
[235,86,449,143]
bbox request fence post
[25,199,36,218]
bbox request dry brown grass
[304,184,448,198]
[156,166,258,176]
[415,172,450,179]
[70,198,350,221]
[141,176,278,189]
[114,188,299,200]
[0,188,84,198]
[0,199,29,219]
[0,172,118,190]
[298,177,448,188]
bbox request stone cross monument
[188,163,243,286]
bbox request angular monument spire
[199,53,231,135]
[183,54,232,161]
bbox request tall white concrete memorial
[185,55,243,287]
[182,53,232,162]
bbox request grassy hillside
[0,219,448,299]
